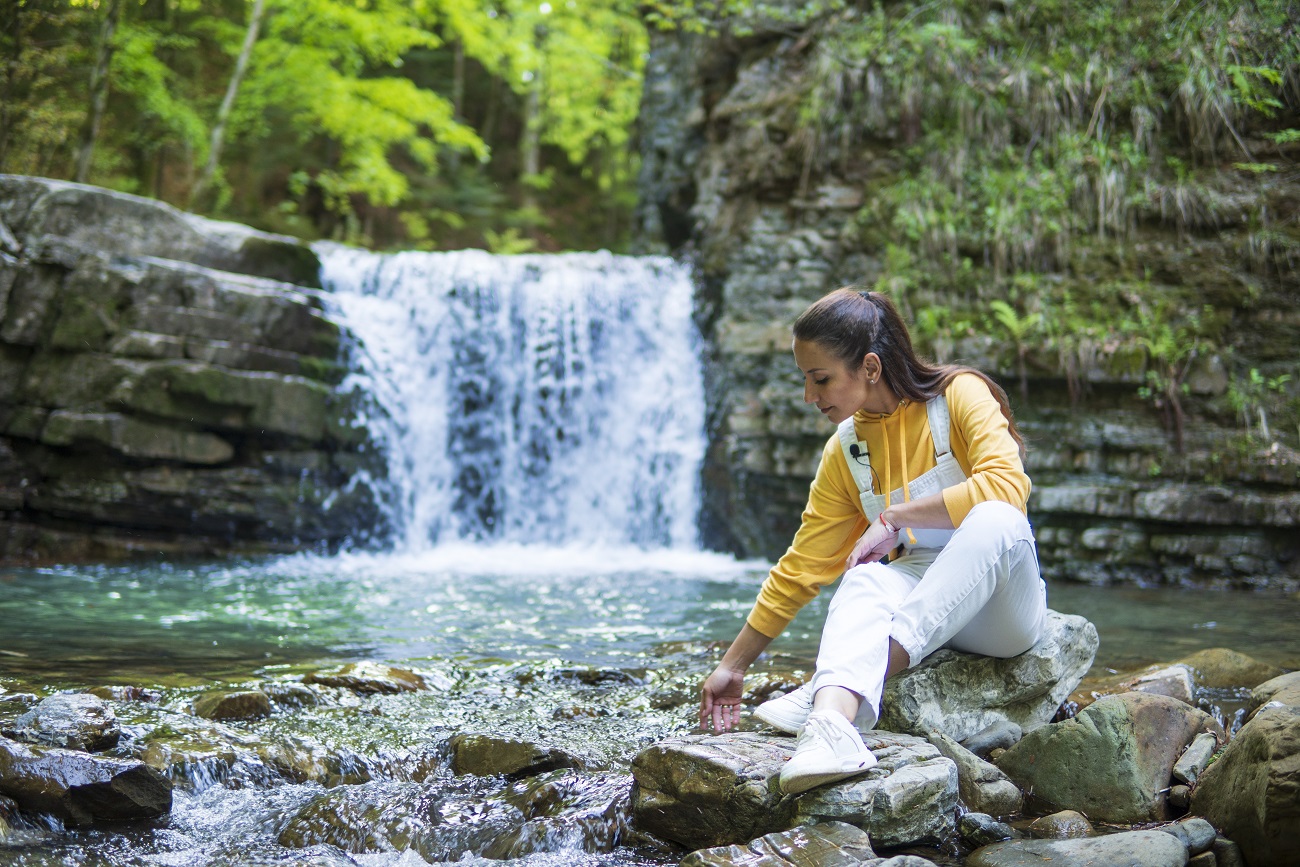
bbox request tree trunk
[74,0,124,184]
[191,0,266,210]
[0,2,25,171]
[519,23,545,216]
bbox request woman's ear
[860,352,881,382]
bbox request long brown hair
[793,288,1025,458]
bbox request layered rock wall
[635,11,1300,587]
[0,176,389,563]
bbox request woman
[698,288,1046,795]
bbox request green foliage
[1,0,650,251]
[1227,368,1294,443]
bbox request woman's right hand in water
[846,519,899,569]
[699,664,746,733]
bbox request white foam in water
[318,246,709,556]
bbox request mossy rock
[192,690,271,721]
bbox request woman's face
[793,338,873,424]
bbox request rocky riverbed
[1,600,1295,867]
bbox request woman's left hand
[846,520,898,569]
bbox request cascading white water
[318,246,706,554]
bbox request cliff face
[0,176,389,563]
[636,9,1300,588]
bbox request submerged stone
[0,737,171,825]
[7,693,120,752]
[448,733,587,779]
[304,662,427,694]
[878,610,1098,742]
[995,692,1223,823]
[192,690,272,721]
[278,779,514,860]
[1175,648,1285,691]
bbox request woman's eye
[814,378,829,385]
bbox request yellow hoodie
[747,372,1030,639]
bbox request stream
[1,247,1296,865]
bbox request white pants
[809,500,1047,730]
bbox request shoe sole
[779,755,878,795]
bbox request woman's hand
[846,519,899,569]
[699,664,746,733]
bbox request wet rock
[1172,731,1219,785]
[1246,671,1300,716]
[87,685,162,703]
[793,732,957,847]
[448,733,586,779]
[1190,703,1300,867]
[1026,810,1093,839]
[210,846,360,867]
[1158,816,1217,856]
[995,692,1224,823]
[631,730,956,851]
[869,858,940,867]
[255,735,376,787]
[140,733,238,790]
[924,729,1021,817]
[959,721,1022,758]
[1175,648,1285,691]
[278,780,511,860]
[680,821,875,867]
[0,736,171,825]
[304,662,427,694]
[968,829,1188,867]
[1169,784,1191,810]
[7,693,120,751]
[878,611,1098,742]
[484,771,631,859]
[959,812,1015,848]
[192,690,271,721]
[262,682,321,709]
[1187,852,1215,867]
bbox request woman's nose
[803,381,815,403]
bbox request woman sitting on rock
[699,287,1047,795]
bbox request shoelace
[799,714,851,751]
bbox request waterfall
[318,246,706,554]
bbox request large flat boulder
[879,610,1098,741]
[630,730,956,851]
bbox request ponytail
[793,288,1025,458]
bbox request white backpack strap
[926,395,952,458]
[837,417,874,493]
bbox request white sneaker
[753,683,813,734]
[779,710,878,795]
